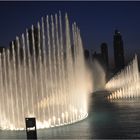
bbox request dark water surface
[0,91,140,139]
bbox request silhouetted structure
[84,49,90,60]
[92,45,110,81]
[113,29,125,71]
[92,51,103,63]
[101,42,109,68]
[25,117,37,139]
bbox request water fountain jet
[106,55,140,100]
[0,12,90,130]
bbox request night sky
[0,1,140,65]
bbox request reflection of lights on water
[2,109,88,130]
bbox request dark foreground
[0,91,140,139]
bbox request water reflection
[0,91,140,139]
[90,91,140,139]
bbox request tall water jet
[0,12,90,130]
[106,55,140,100]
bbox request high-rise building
[100,42,109,68]
[113,29,125,71]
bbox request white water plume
[0,12,91,130]
[106,55,140,100]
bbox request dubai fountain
[91,59,106,91]
[106,55,140,100]
[0,12,91,130]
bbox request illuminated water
[91,59,106,91]
[0,12,91,130]
[106,55,140,99]
[0,91,140,139]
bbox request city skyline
[0,1,140,64]
[0,2,140,139]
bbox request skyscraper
[113,29,125,71]
[100,42,109,68]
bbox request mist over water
[90,59,106,92]
[0,12,92,130]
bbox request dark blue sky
[0,1,140,62]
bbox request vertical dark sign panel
[25,117,37,139]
